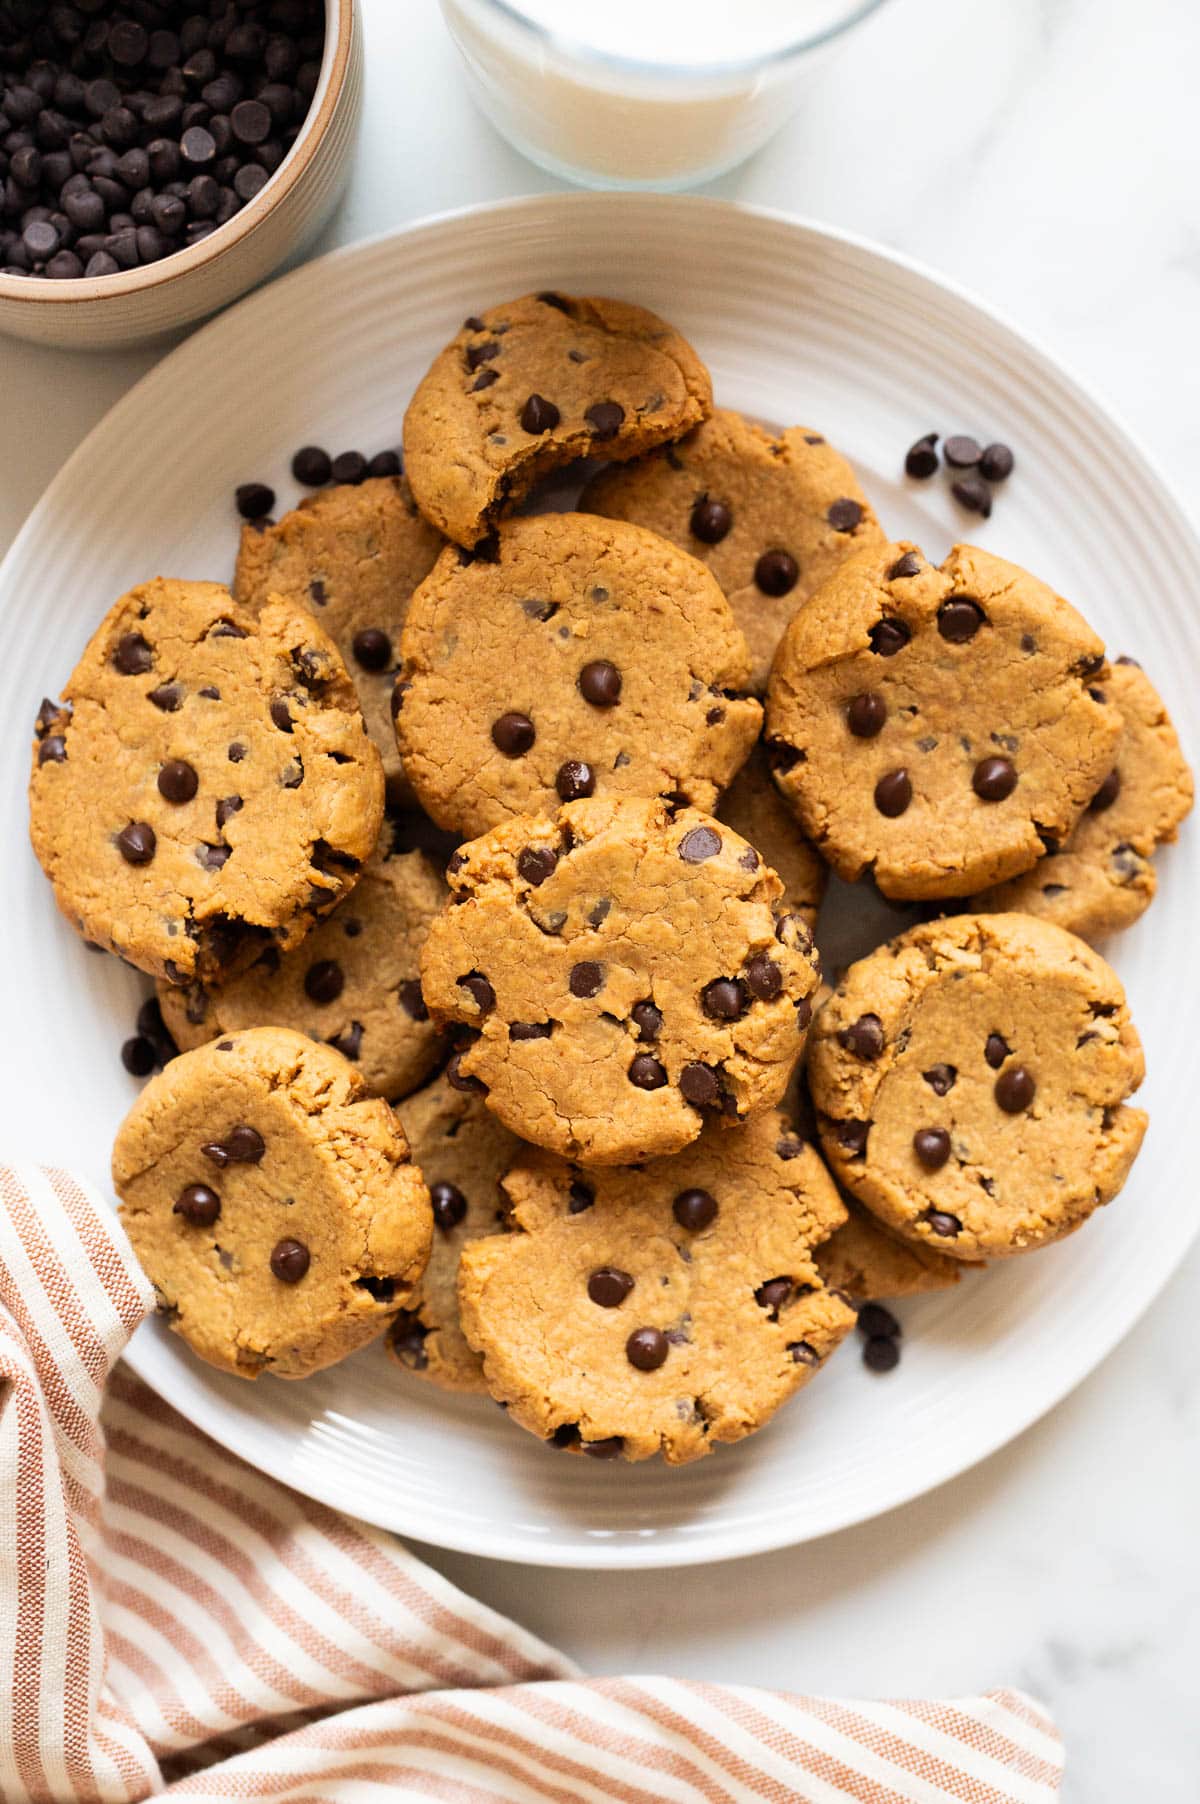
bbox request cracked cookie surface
[808,912,1147,1260]
[457,1109,856,1464]
[419,796,822,1166]
[395,512,762,838]
[388,1071,522,1393]
[233,476,444,797]
[30,579,384,984]
[973,658,1193,939]
[403,290,712,547]
[765,541,1122,899]
[158,837,446,1101]
[113,1027,432,1379]
[582,406,886,690]
[716,744,827,930]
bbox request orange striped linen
[0,1163,1063,1804]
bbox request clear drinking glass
[439,0,889,191]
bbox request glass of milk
[439,0,888,190]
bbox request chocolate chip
[173,1183,220,1226]
[944,435,982,468]
[458,971,495,1013]
[869,619,910,657]
[789,1341,821,1366]
[224,1124,265,1163]
[120,1035,157,1077]
[755,1277,792,1314]
[148,682,183,712]
[938,597,986,642]
[228,742,247,763]
[585,400,624,440]
[979,442,1014,482]
[352,627,391,671]
[679,1062,721,1107]
[913,1127,951,1170]
[304,959,344,1004]
[398,980,428,1021]
[864,1336,900,1373]
[874,769,912,817]
[113,631,152,674]
[995,1065,1035,1112]
[973,756,1017,802]
[951,477,992,518]
[631,1000,662,1042]
[569,961,604,998]
[795,997,813,1031]
[368,450,402,480]
[492,711,535,756]
[840,1013,884,1059]
[857,1302,900,1339]
[837,1120,869,1156]
[628,1053,667,1090]
[230,98,270,145]
[517,845,557,885]
[588,1267,634,1307]
[847,692,886,737]
[270,1237,309,1282]
[270,698,293,733]
[292,444,331,485]
[701,977,746,1020]
[582,1436,624,1459]
[754,550,798,597]
[331,450,368,485]
[828,498,863,532]
[923,1063,957,1095]
[920,1208,962,1238]
[904,435,939,479]
[390,1310,429,1368]
[673,1188,718,1232]
[678,824,721,863]
[157,758,198,803]
[510,1020,553,1040]
[1090,768,1121,813]
[38,735,67,765]
[568,1179,595,1214]
[626,1326,668,1371]
[329,1021,364,1061]
[447,1050,487,1093]
[520,393,559,433]
[197,842,231,871]
[744,953,782,1001]
[556,760,594,801]
[430,1180,468,1231]
[983,1034,1010,1070]
[116,821,155,864]
[690,495,731,543]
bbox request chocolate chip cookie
[765,542,1123,899]
[420,796,821,1166]
[403,291,712,547]
[458,1108,856,1463]
[815,1201,962,1302]
[158,836,446,1101]
[582,407,886,690]
[808,912,1147,1260]
[716,744,827,929]
[973,658,1193,939]
[395,512,762,838]
[113,1027,432,1379]
[233,476,444,798]
[388,1071,522,1392]
[30,580,384,984]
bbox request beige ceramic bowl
[0,0,362,351]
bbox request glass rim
[452,0,892,81]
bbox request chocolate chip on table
[270,1238,310,1283]
[292,444,332,486]
[846,691,886,737]
[827,498,863,532]
[868,618,910,657]
[367,448,402,479]
[628,1053,667,1090]
[673,1187,718,1231]
[937,597,986,642]
[857,1301,900,1340]
[585,401,624,440]
[995,1065,1036,1112]
[626,1326,668,1371]
[840,1013,884,1060]
[304,959,344,1004]
[701,977,745,1020]
[492,711,536,756]
[678,824,721,863]
[754,549,799,597]
[951,477,993,518]
[689,495,732,543]
[972,756,1017,802]
[588,1267,634,1308]
[863,1335,901,1373]
[631,999,663,1042]
[520,393,559,434]
[979,442,1014,483]
[157,758,198,803]
[120,1035,157,1077]
[569,961,604,998]
[235,481,274,520]
[944,436,982,468]
[904,435,939,479]
[1090,768,1121,813]
[913,1127,951,1170]
[578,660,622,707]
[430,1180,468,1231]
[116,820,156,864]
[874,769,912,817]
[174,1184,221,1227]
[352,627,391,670]
[330,450,368,485]
[556,759,595,801]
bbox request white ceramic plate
[3,194,1197,1570]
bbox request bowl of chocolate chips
[0,0,361,349]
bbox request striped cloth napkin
[0,1163,1063,1804]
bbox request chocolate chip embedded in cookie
[157,837,446,1101]
[458,1108,855,1464]
[233,477,443,798]
[973,658,1193,940]
[765,541,1123,900]
[419,796,821,1166]
[112,1028,432,1379]
[403,292,712,547]
[807,912,1147,1260]
[388,1070,523,1392]
[29,580,384,984]
[716,744,827,930]
[582,407,886,690]
[395,513,762,838]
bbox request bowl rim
[0,0,354,310]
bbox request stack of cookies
[29,290,1192,1466]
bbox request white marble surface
[4,0,1199,1795]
